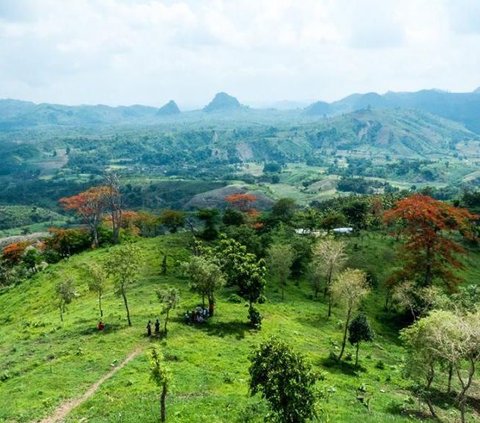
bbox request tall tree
[267,243,294,300]
[84,263,107,318]
[208,236,266,326]
[182,256,225,316]
[249,338,317,423]
[60,186,110,248]
[384,194,476,290]
[55,278,77,322]
[156,287,180,336]
[149,346,170,423]
[104,243,143,326]
[311,238,347,316]
[331,268,370,361]
[104,173,123,244]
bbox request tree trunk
[161,255,167,275]
[425,364,437,418]
[92,227,99,248]
[328,294,333,318]
[338,308,351,361]
[355,343,360,367]
[447,364,453,394]
[59,305,64,322]
[160,382,167,422]
[122,290,132,326]
[164,309,169,335]
[98,293,103,318]
[208,295,215,317]
[456,360,475,423]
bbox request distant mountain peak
[203,92,242,112]
[158,100,180,115]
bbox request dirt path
[39,347,142,423]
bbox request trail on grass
[39,347,142,423]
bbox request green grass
[0,233,478,422]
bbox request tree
[156,287,180,336]
[85,263,107,318]
[159,209,185,233]
[384,194,477,290]
[197,208,220,240]
[182,256,225,316]
[224,193,257,212]
[149,346,170,423]
[249,338,317,423]
[208,236,266,327]
[2,241,30,265]
[269,198,296,226]
[55,278,77,322]
[60,186,110,248]
[267,243,294,300]
[331,269,369,361]
[401,310,480,421]
[104,172,123,244]
[104,243,143,326]
[22,246,42,273]
[311,238,347,316]
[348,314,374,367]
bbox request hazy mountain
[0,99,159,129]
[307,108,478,158]
[157,100,180,115]
[304,101,331,116]
[306,89,480,133]
[203,92,243,112]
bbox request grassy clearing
[0,233,478,422]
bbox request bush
[375,360,385,370]
[227,293,244,303]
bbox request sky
[0,0,479,108]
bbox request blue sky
[0,0,479,108]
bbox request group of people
[146,319,161,336]
[184,306,210,324]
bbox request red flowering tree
[384,194,477,290]
[225,193,257,212]
[2,241,30,264]
[60,186,110,247]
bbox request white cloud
[0,0,478,106]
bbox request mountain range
[1,88,480,133]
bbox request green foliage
[55,277,77,322]
[156,286,180,335]
[267,243,294,300]
[104,243,143,326]
[159,209,185,233]
[182,255,225,316]
[149,346,170,423]
[249,338,318,423]
[348,314,375,366]
[84,263,107,318]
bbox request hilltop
[157,100,181,116]
[203,92,244,112]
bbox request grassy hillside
[1,233,479,422]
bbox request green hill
[1,234,479,422]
